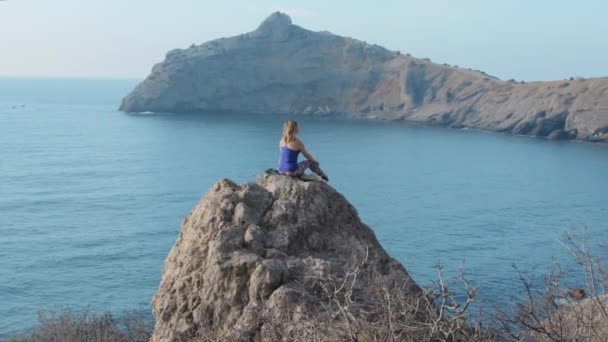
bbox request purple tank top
[278,146,300,172]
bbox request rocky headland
[121,12,608,142]
[150,175,429,341]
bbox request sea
[1,77,607,336]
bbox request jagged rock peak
[150,175,422,341]
[257,11,292,32]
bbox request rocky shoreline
[120,12,608,142]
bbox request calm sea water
[1,78,607,336]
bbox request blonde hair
[281,120,298,145]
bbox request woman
[277,120,329,182]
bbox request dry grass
[6,309,153,342]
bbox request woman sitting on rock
[277,120,329,182]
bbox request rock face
[150,175,422,341]
[120,12,608,142]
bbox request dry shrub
[7,309,153,342]
[193,229,607,341]
[192,249,492,341]
[8,229,606,342]
[495,229,608,341]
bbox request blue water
[1,78,607,336]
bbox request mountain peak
[257,12,292,32]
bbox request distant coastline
[120,12,608,143]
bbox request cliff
[120,12,608,142]
[150,175,424,341]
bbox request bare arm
[296,140,317,163]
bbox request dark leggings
[280,160,328,179]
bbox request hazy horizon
[1,0,607,81]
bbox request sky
[0,0,606,81]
